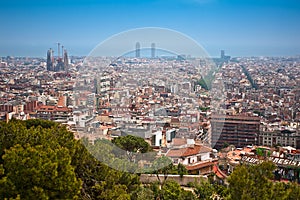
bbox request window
[197,156,201,162]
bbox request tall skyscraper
[151,43,155,58]
[221,50,225,59]
[63,50,69,71]
[220,50,231,60]
[46,48,53,71]
[136,42,140,58]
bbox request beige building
[258,129,300,149]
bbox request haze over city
[1,0,300,57]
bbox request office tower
[151,43,155,58]
[46,48,53,71]
[136,42,140,58]
[64,49,69,71]
[211,114,260,150]
[221,50,225,59]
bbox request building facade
[211,114,260,149]
[258,129,300,149]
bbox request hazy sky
[1,0,300,57]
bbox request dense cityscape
[1,42,299,181]
[1,0,300,199]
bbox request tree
[194,180,215,200]
[152,156,174,187]
[92,182,131,200]
[161,180,196,200]
[131,187,154,200]
[112,135,152,162]
[223,142,230,149]
[0,119,141,199]
[177,163,188,178]
[161,180,183,200]
[148,180,196,200]
[0,144,81,199]
[227,162,274,200]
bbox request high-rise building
[220,50,231,60]
[46,48,53,71]
[151,43,155,58]
[63,50,69,71]
[136,42,140,58]
[94,73,111,109]
[221,50,225,59]
[211,114,260,149]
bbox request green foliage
[112,135,151,153]
[192,178,228,200]
[92,182,131,200]
[131,187,154,200]
[223,142,230,148]
[227,161,300,200]
[180,190,197,200]
[152,156,174,185]
[0,119,81,199]
[0,119,141,199]
[161,180,183,200]
[241,65,258,89]
[177,163,188,178]
[161,180,196,200]
[4,119,299,200]
[1,144,81,199]
[149,180,196,200]
[253,110,264,117]
[152,156,173,173]
[25,119,56,129]
[199,107,210,112]
[196,69,216,91]
[112,135,152,163]
[197,77,209,90]
[194,180,215,200]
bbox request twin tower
[135,42,156,58]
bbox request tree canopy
[112,135,152,162]
[227,162,300,200]
[0,119,140,199]
[1,119,300,199]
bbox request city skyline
[0,0,300,57]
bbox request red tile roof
[213,165,227,179]
[185,161,214,171]
[166,145,212,157]
[37,105,71,112]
